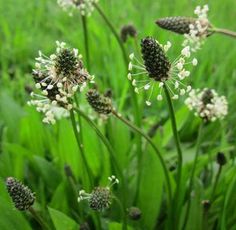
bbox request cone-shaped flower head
[128,36,196,106]
[78,175,119,211]
[185,88,228,122]
[86,89,113,115]
[141,37,171,81]
[57,0,99,16]
[6,177,35,211]
[156,17,198,34]
[28,41,94,124]
[120,24,137,42]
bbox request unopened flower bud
[128,207,142,220]
[202,200,211,211]
[216,152,227,166]
[86,89,113,115]
[120,24,137,42]
[6,177,35,211]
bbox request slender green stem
[74,108,127,230]
[81,15,90,70]
[114,196,127,230]
[211,165,222,202]
[163,84,182,229]
[29,207,50,230]
[209,27,236,38]
[182,122,204,229]
[112,110,172,206]
[70,110,93,188]
[93,3,128,65]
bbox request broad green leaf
[138,146,164,229]
[48,207,78,230]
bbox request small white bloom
[185,88,228,122]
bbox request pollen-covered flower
[128,36,196,106]
[182,5,211,52]
[78,175,119,211]
[86,89,113,115]
[156,5,212,52]
[6,177,35,211]
[28,41,93,124]
[57,0,99,16]
[185,88,228,122]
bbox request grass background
[0,0,236,229]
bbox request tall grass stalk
[163,84,183,229]
[182,122,204,229]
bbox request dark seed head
[216,152,227,166]
[128,207,142,220]
[55,48,77,76]
[88,187,111,211]
[156,17,213,36]
[86,89,113,115]
[120,24,137,42]
[201,89,214,105]
[156,17,196,34]
[141,37,171,81]
[6,177,35,211]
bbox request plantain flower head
[57,0,99,16]
[78,175,119,211]
[185,88,228,122]
[128,36,197,106]
[28,41,94,124]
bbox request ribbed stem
[210,27,236,38]
[70,110,93,188]
[112,110,172,206]
[74,108,127,230]
[29,207,50,230]
[163,84,182,229]
[182,122,204,229]
[81,15,90,70]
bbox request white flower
[28,41,93,124]
[182,4,210,52]
[57,0,99,16]
[128,37,196,106]
[185,88,228,122]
